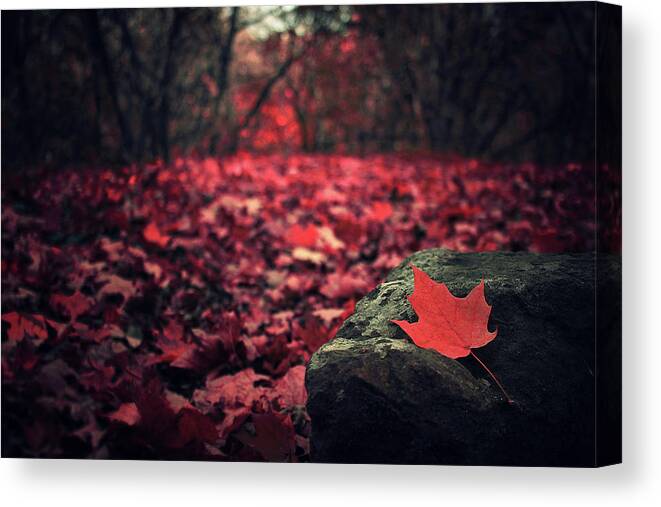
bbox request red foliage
[1,153,597,459]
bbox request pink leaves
[2,153,594,458]
[191,365,307,458]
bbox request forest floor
[1,153,597,460]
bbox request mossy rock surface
[306,249,621,466]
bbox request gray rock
[306,249,621,466]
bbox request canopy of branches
[2,4,608,168]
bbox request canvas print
[1,2,621,466]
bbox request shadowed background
[2,3,614,169]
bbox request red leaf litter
[2,153,600,459]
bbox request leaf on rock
[392,264,497,359]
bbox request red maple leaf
[143,221,171,248]
[173,408,218,447]
[108,402,141,426]
[369,201,393,221]
[236,412,296,462]
[392,264,512,403]
[2,312,50,343]
[392,265,496,358]
[50,291,92,322]
[293,315,335,353]
[285,223,318,248]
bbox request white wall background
[1,0,659,505]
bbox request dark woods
[2,4,604,169]
[0,3,622,462]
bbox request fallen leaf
[2,312,49,343]
[392,265,512,403]
[293,315,334,353]
[369,201,393,221]
[237,412,296,462]
[273,365,307,407]
[109,402,141,426]
[143,222,171,248]
[286,223,318,248]
[291,247,326,264]
[392,264,496,359]
[97,274,137,301]
[50,291,92,322]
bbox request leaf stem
[469,351,513,405]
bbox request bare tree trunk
[209,7,240,154]
[113,10,156,158]
[85,11,133,159]
[158,9,187,164]
[286,75,311,152]
[216,7,239,107]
